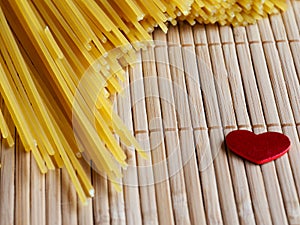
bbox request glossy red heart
[225,130,291,164]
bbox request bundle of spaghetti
[0,0,287,203]
[0,0,151,203]
[181,0,287,26]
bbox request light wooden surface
[1,1,300,224]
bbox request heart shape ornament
[225,130,291,164]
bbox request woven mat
[1,1,300,225]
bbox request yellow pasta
[0,110,14,147]
[0,0,287,203]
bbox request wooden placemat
[1,1,300,225]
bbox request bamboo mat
[1,1,300,225]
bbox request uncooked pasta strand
[0,110,14,147]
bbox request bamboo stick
[290,0,300,28]
[46,170,62,225]
[281,0,300,97]
[153,29,191,225]
[131,48,174,224]
[129,52,158,225]
[119,67,143,225]
[61,168,77,225]
[233,26,273,225]
[15,134,30,225]
[192,24,239,225]
[108,170,126,225]
[92,170,110,225]
[179,23,223,225]
[0,105,15,225]
[78,161,94,225]
[100,94,126,225]
[108,102,126,225]
[30,154,46,225]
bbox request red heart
[225,130,291,164]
